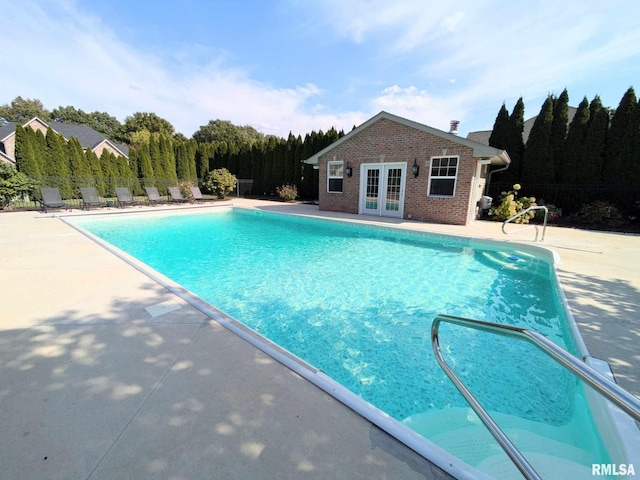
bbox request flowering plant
[277,184,298,202]
[490,184,537,224]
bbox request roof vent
[449,120,460,135]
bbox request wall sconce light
[345,163,353,177]
[412,158,420,178]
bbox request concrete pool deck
[1,198,638,479]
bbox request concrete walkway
[1,200,638,479]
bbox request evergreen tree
[159,134,178,183]
[214,142,227,171]
[632,98,640,187]
[299,132,318,199]
[86,148,106,196]
[126,148,144,194]
[174,140,197,181]
[505,98,525,181]
[227,142,243,177]
[250,143,264,194]
[581,96,609,184]
[45,127,72,197]
[187,139,198,180]
[262,136,277,195]
[100,150,118,196]
[195,143,212,179]
[562,97,590,183]
[68,137,92,183]
[488,103,510,150]
[271,138,286,188]
[149,133,164,190]
[236,144,252,179]
[138,144,155,187]
[14,124,43,177]
[284,133,298,185]
[606,87,638,184]
[523,96,554,183]
[32,129,48,176]
[550,89,569,181]
[293,135,304,191]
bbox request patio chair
[144,186,163,206]
[190,186,207,203]
[115,187,141,208]
[79,187,107,210]
[168,186,189,203]
[37,187,69,213]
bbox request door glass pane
[385,168,401,211]
[366,169,380,209]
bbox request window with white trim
[428,156,459,197]
[327,160,344,193]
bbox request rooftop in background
[0,117,129,164]
[467,107,578,145]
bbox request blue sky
[1,0,639,138]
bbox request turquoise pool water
[72,208,612,476]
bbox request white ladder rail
[431,313,640,480]
[501,205,548,241]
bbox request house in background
[0,117,129,165]
[303,111,510,226]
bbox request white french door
[359,163,406,218]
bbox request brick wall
[317,118,480,225]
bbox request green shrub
[202,168,237,199]
[568,200,627,228]
[276,184,298,202]
[489,183,537,224]
[0,162,39,209]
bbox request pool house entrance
[359,162,406,218]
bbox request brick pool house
[304,111,511,225]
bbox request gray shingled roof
[48,121,129,156]
[0,122,17,142]
[0,119,128,157]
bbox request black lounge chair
[144,186,163,206]
[115,187,141,208]
[79,187,107,210]
[168,186,189,203]
[190,186,207,203]
[37,187,69,213]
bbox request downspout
[484,152,510,195]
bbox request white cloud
[371,86,466,132]
[299,0,640,129]
[0,1,365,137]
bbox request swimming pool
[70,207,623,478]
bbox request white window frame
[327,160,344,193]
[428,156,459,197]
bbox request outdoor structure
[304,111,510,225]
[0,117,129,164]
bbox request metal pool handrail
[431,314,640,480]
[501,205,548,241]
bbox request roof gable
[304,111,510,166]
[0,122,18,141]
